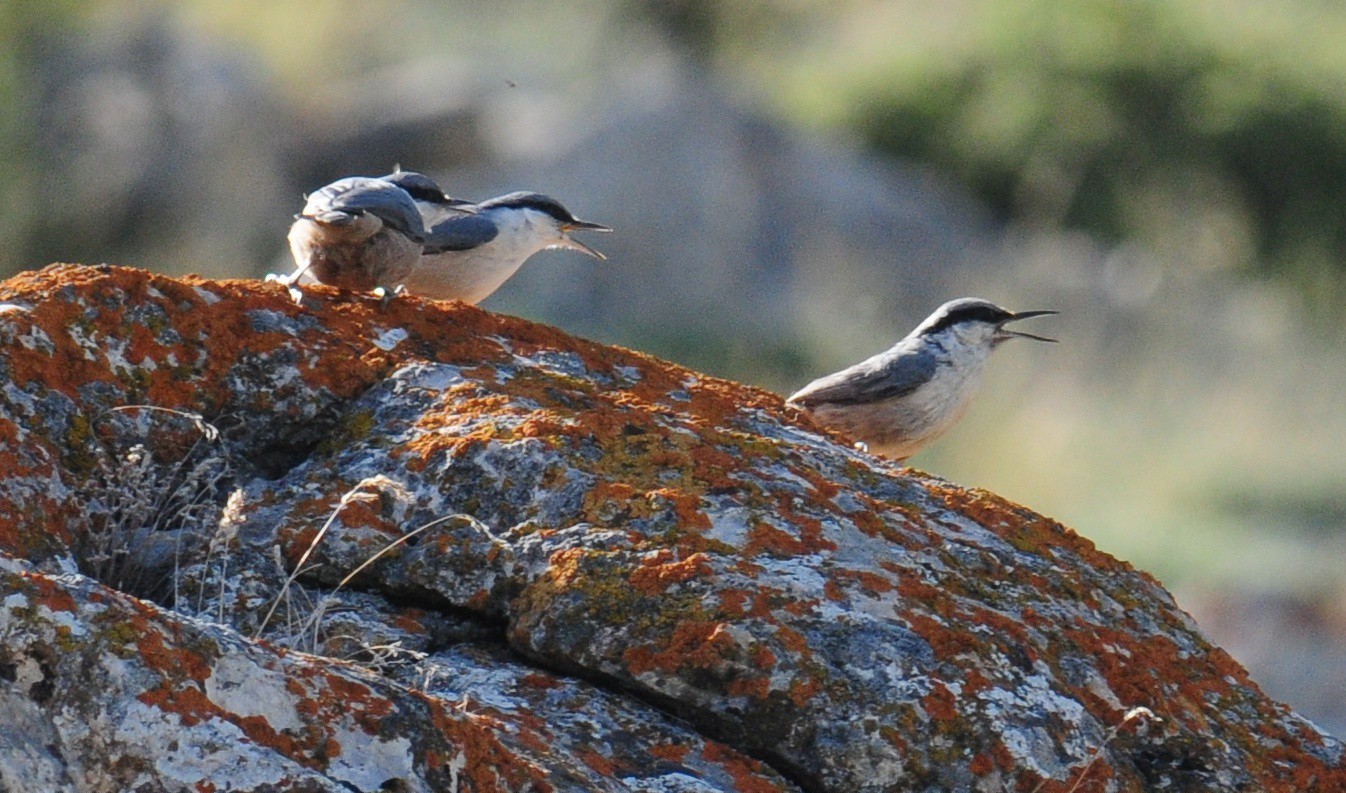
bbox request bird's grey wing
[415,201,477,229]
[303,178,426,240]
[422,214,499,253]
[788,348,938,407]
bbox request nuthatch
[271,176,428,304]
[381,169,476,227]
[390,176,611,305]
[787,298,1056,460]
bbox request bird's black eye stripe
[922,305,1013,334]
[479,192,577,223]
[400,184,448,203]
[383,172,449,203]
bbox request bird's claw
[374,284,407,308]
[853,441,870,454]
[264,273,306,305]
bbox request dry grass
[1031,707,1161,793]
[251,474,505,675]
[73,407,232,605]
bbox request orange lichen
[744,521,812,558]
[518,673,564,690]
[726,675,771,699]
[700,742,791,793]
[894,569,943,603]
[389,609,428,633]
[648,742,690,763]
[576,746,619,777]
[24,575,79,613]
[655,487,714,532]
[718,588,751,616]
[133,621,211,682]
[137,682,217,728]
[628,551,713,595]
[137,678,316,763]
[425,699,557,792]
[583,481,643,519]
[539,547,585,590]
[904,613,979,661]
[781,598,818,617]
[968,751,995,776]
[749,643,777,670]
[322,674,394,733]
[514,726,552,755]
[624,620,738,676]
[772,505,837,554]
[774,626,810,654]
[832,568,896,597]
[930,483,1131,578]
[329,498,401,537]
[962,669,993,696]
[922,683,958,723]
[788,677,821,707]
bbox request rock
[0,263,1340,792]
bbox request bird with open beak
[787,298,1057,461]
[394,185,612,305]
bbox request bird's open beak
[557,219,613,260]
[565,219,612,233]
[996,310,1058,343]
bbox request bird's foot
[853,441,870,454]
[373,284,407,308]
[264,273,306,305]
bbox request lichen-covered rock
[0,264,1341,792]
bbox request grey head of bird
[910,297,1057,351]
[471,191,612,260]
[380,169,476,211]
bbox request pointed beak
[555,235,608,260]
[557,219,612,260]
[564,219,613,233]
[996,310,1058,343]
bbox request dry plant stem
[252,476,409,640]
[197,491,245,620]
[253,489,357,639]
[293,513,498,659]
[336,513,503,591]
[251,469,504,673]
[77,405,229,604]
[1031,707,1159,793]
[104,405,219,441]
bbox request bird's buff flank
[271,176,429,304]
[787,298,1056,460]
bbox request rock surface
[0,264,1341,792]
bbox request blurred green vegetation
[12,0,1346,304]
[754,0,1346,306]
[0,0,83,267]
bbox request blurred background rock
[5,0,1344,736]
